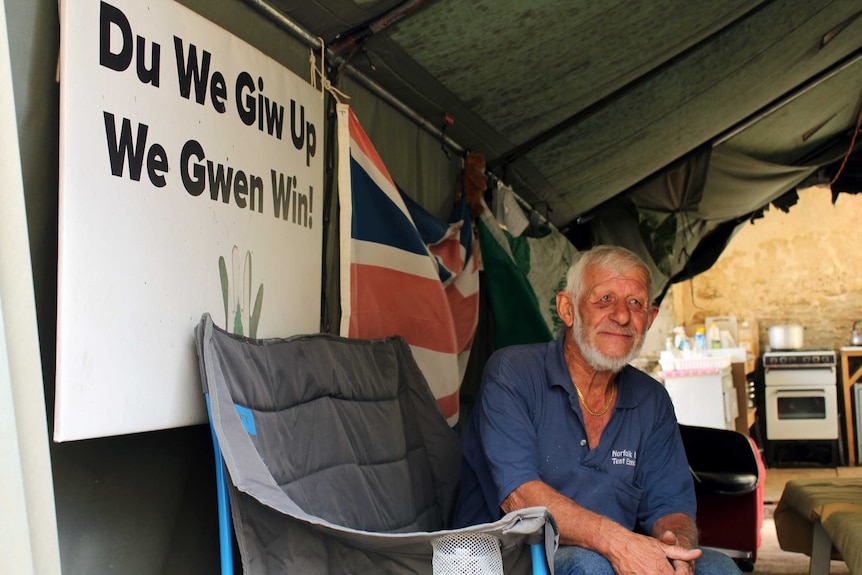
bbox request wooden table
[839,347,862,466]
[732,358,757,436]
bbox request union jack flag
[336,104,478,424]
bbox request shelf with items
[731,361,757,436]
[839,347,862,466]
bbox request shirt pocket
[611,476,644,530]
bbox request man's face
[570,264,655,372]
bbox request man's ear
[556,291,575,328]
[646,304,660,330]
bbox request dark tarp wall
[275,0,862,290]
[589,144,838,301]
[273,0,862,229]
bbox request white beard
[571,313,645,373]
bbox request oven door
[765,386,838,440]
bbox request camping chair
[194,313,557,574]
[678,424,765,572]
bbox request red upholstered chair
[678,424,766,572]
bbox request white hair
[564,245,653,305]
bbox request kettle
[852,320,862,346]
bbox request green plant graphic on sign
[219,246,264,338]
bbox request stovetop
[763,349,836,367]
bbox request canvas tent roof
[260,0,862,294]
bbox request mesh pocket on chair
[431,532,504,575]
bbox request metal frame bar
[243,0,464,155]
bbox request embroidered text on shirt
[611,449,637,466]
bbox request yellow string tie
[309,38,350,104]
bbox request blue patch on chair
[234,405,257,436]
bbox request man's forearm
[503,481,703,573]
[501,479,620,550]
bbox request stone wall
[669,186,862,352]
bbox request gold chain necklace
[574,383,616,417]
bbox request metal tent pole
[243,0,464,154]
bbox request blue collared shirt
[455,336,695,534]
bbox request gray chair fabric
[194,313,557,574]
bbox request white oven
[763,350,838,441]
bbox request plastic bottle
[738,320,755,356]
[694,328,706,351]
[673,326,687,350]
[708,322,721,348]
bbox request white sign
[55,0,323,441]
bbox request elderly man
[455,246,741,575]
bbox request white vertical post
[808,521,831,575]
[0,0,62,571]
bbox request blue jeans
[554,545,742,575]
